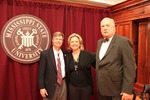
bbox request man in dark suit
[96,17,137,100]
[38,31,67,100]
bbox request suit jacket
[96,34,137,96]
[38,48,67,99]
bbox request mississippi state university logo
[1,14,50,64]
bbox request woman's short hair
[67,33,84,51]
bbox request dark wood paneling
[110,0,149,12]
[116,21,132,39]
[110,0,150,94]
[134,21,150,93]
[137,22,148,83]
[110,0,150,22]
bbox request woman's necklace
[72,51,80,75]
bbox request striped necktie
[57,53,62,85]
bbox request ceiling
[55,0,127,8]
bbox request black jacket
[65,50,95,94]
[38,48,67,99]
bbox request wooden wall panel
[137,22,148,83]
[110,0,150,94]
[116,21,132,39]
[111,0,150,22]
[112,4,150,22]
[134,21,150,94]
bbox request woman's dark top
[66,50,95,88]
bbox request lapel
[101,34,117,60]
[62,49,66,62]
[66,52,72,72]
[97,39,103,63]
[66,52,72,64]
[48,49,57,72]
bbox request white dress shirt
[53,48,65,78]
[99,37,113,60]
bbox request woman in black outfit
[66,33,95,100]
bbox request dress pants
[69,84,91,100]
[43,80,67,100]
[98,91,121,100]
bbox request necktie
[57,53,62,85]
